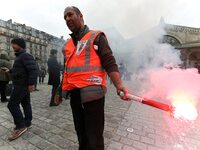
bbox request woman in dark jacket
[47,49,60,106]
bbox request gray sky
[0,0,200,39]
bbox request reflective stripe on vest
[66,66,104,72]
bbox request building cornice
[164,24,200,34]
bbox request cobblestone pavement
[0,81,200,150]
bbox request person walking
[39,66,46,84]
[0,51,11,102]
[3,38,38,141]
[47,49,60,106]
[56,6,129,150]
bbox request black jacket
[11,50,38,86]
[47,55,60,85]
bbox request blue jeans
[7,85,32,129]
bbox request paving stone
[116,129,128,137]
[147,145,162,150]
[107,141,124,150]
[28,136,44,145]
[143,127,155,134]
[35,140,54,150]
[44,145,61,150]
[39,132,54,140]
[123,145,137,150]
[120,137,134,145]
[112,135,121,142]
[141,136,154,145]
[133,141,147,150]
[104,131,114,139]
[127,133,140,141]
[0,145,16,150]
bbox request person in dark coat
[47,49,60,106]
[39,66,46,84]
[3,38,38,141]
[0,51,11,102]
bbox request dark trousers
[7,85,32,129]
[0,81,8,101]
[50,83,59,105]
[39,76,45,83]
[70,89,105,150]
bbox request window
[18,26,22,32]
[26,42,30,48]
[0,20,5,27]
[32,30,36,36]
[7,37,10,43]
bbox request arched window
[162,35,181,47]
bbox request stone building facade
[0,19,65,68]
[162,19,200,68]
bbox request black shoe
[34,89,39,91]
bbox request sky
[0,0,200,39]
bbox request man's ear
[80,13,83,19]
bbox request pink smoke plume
[142,68,200,120]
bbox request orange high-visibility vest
[62,31,106,91]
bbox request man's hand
[116,84,131,101]
[54,93,63,105]
[0,67,9,72]
[28,85,35,92]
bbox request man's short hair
[64,6,82,20]
[71,6,81,14]
[11,38,26,49]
